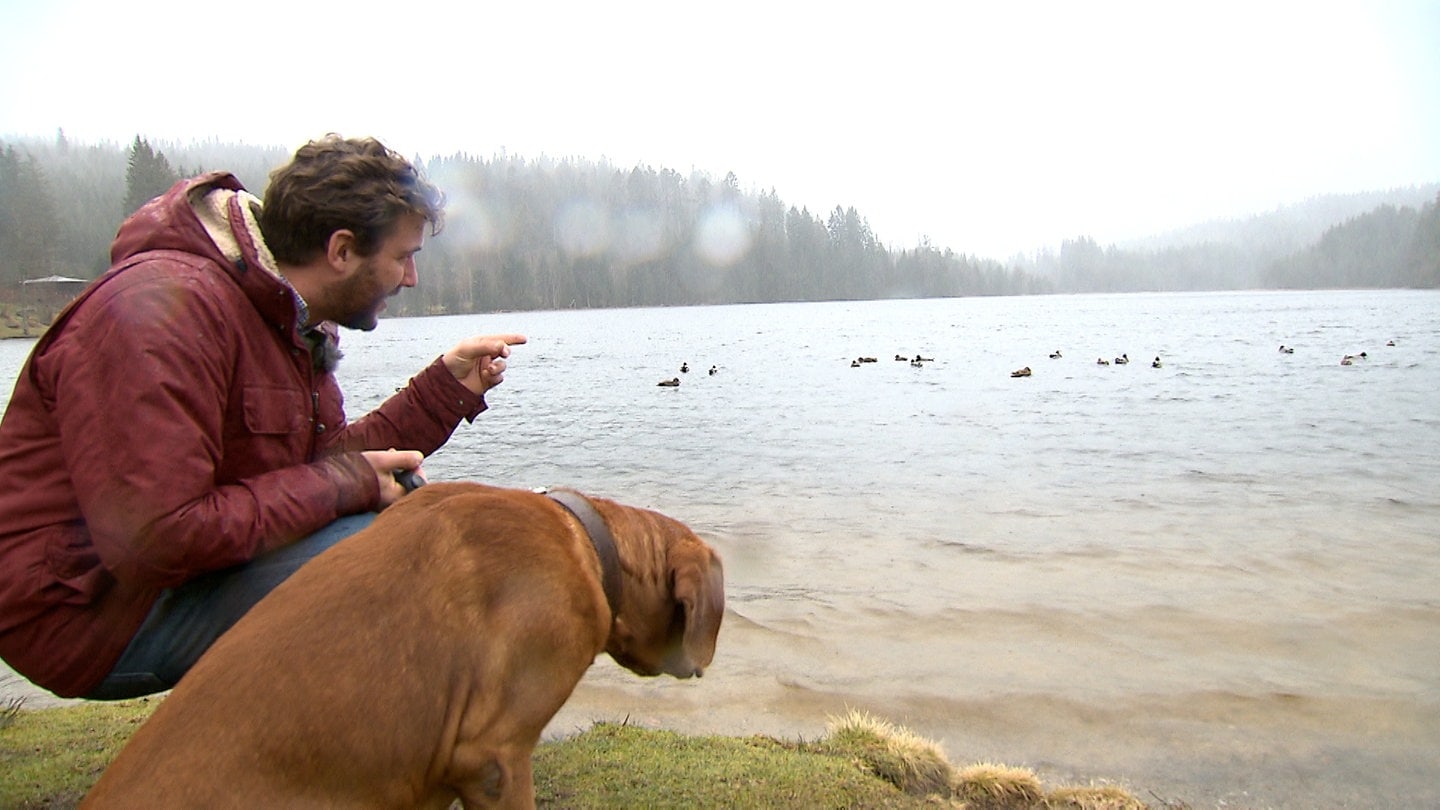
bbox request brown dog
[81,482,725,809]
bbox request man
[0,135,526,700]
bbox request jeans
[84,513,377,700]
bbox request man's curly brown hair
[259,134,445,265]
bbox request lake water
[3,289,1437,808]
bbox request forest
[1,131,1437,321]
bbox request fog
[2,0,1438,257]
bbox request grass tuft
[822,709,954,797]
[0,676,29,730]
[953,762,1044,807]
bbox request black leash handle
[394,469,425,493]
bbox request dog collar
[543,489,623,619]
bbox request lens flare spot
[694,204,751,267]
[443,189,510,253]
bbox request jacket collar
[191,181,307,338]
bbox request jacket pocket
[242,386,308,435]
[45,525,102,580]
[43,525,113,604]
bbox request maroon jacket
[0,173,486,697]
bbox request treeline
[0,133,1044,313]
[0,133,287,289]
[1265,202,1439,288]
[1,132,1436,313]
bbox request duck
[708,365,718,375]
[1279,345,1295,354]
[856,356,878,363]
[1096,357,1110,366]
[894,354,907,361]
[912,354,934,363]
[658,377,680,387]
[1010,366,1032,378]
[1114,354,1129,365]
[910,358,924,367]
[680,362,689,373]
[1386,340,1396,347]
[1151,356,1162,368]
[1049,350,1062,359]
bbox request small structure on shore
[2,276,88,338]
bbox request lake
[3,289,1437,808]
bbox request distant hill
[1019,183,1440,292]
[1128,184,1440,255]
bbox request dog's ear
[662,546,724,678]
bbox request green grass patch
[534,722,922,808]
[1,701,1165,809]
[0,698,158,809]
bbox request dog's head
[592,501,724,679]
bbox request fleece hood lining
[189,186,284,282]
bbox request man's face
[331,213,426,331]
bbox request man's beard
[330,259,394,331]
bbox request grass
[1,701,1171,809]
[0,698,158,809]
[0,302,50,340]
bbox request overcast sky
[2,0,1437,258]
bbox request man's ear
[325,229,360,274]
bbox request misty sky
[1,0,1437,259]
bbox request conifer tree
[1404,194,1440,287]
[122,136,180,217]
[0,147,60,285]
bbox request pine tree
[0,147,60,285]
[1404,193,1440,287]
[122,136,180,217]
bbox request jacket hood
[107,172,299,334]
[110,172,246,267]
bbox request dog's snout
[672,663,703,680]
